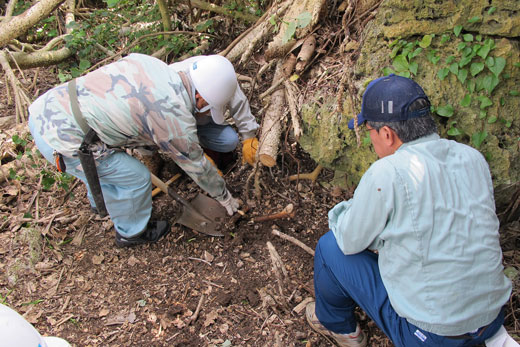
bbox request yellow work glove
[204,154,223,176]
[242,137,258,166]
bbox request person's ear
[380,126,402,150]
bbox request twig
[271,228,314,257]
[259,77,286,99]
[288,164,323,183]
[189,293,205,324]
[55,314,74,327]
[253,204,295,222]
[266,242,287,301]
[188,257,212,266]
[61,178,80,204]
[202,280,224,289]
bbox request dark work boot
[115,220,171,247]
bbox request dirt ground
[1,64,519,347]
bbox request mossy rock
[299,0,520,190]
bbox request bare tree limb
[0,0,66,47]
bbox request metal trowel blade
[176,193,227,236]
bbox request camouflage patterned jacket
[28,53,241,200]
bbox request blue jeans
[197,121,239,153]
[29,117,152,238]
[314,231,505,347]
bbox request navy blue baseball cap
[348,74,431,129]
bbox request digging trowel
[150,173,226,236]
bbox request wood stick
[189,292,205,324]
[271,228,315,256]
[151,173,181,197]
[253,204,295,222]
[288,164,323,182]
[266,241,287,299]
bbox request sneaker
[115,221,170,247]
[306,301,367,347]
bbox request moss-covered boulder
[299,0,520,189]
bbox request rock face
[300,0,520,189]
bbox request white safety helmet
[0,303,71,347]
[189,55,238,124]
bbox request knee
[220,131,239,152]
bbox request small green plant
[21,299,44,306]
[0,290,13,305]
[270,12,312,44]
[383,19,517,150]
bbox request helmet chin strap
[194,90,211,114]
[197,104,211,113]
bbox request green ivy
[383,21,516,150]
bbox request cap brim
[348,114,366,129]
[210,105,226,124]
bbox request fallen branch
[288,164,323,182]
[253,203,295,222]
[258,60,286,168]
[271,228,314,256]
[266,241,287,300]
[189,292,205,324]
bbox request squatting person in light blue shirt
[305,74,514,347]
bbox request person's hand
[204,153,223,176]
[218,189,239,216]
[242,137,258,166]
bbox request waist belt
[68,79,108,217]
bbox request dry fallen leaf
[204,310,218,327]
[92,254,104,265]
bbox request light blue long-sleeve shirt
[329,133,512,336]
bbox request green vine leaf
[382,67,395,76]
[437,68,449,80]
[440,34,450,44]
[447,127,462,136]
[410,47,423,59]
[478,96,493,109]
[487,116,497,124]
[409,62,418,75]
[483,74,499,94]
[282,21,296,43]
[468,16,481,23]
[296,12,312,28]
[419,35,433,48]
[467,80,476,93]
[470,62,484,76]
[457,69,468,84]
[487,7,496,15]
[392,55,409,72]
[449,63,459,75]
[454,25,463,37]
[485,56,495,67]
[460,94,471,107]
[445,55,455,64]
[472,131,488,148]
[489,57,505,77]
[509,90,519,96]
[437,105,454,117]
[463,33,473,42]
[479,110,487,119]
